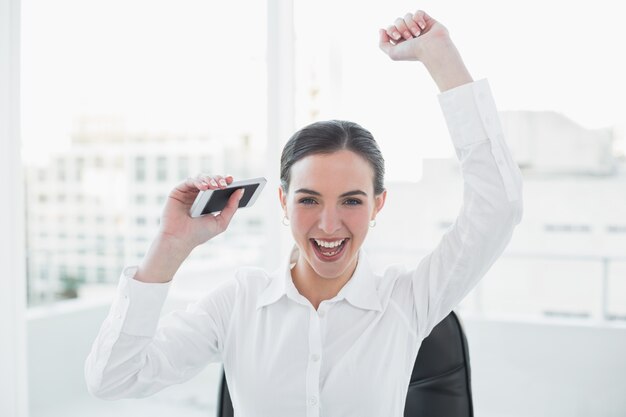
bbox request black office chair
[216,311,473,417]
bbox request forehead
[289,150,374,194]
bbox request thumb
[378,28,393,56]
[214,188,245,230]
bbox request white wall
[27,298,223,417]
[463,316,626,417]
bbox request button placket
[305,308,322,417]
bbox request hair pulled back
[280,120,385,195]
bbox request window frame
[0,0,29,415]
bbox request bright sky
[21,0,267,162]
[21,0,626,178]
[294,0,626,180]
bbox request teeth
[314,238,345,248]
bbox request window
[178,156,189,180]
[96,267,106,283]
[135,156,146,182]
[21,2,270,413]
[156,156,167,182]
[75,157,84,181]
[293,0,626,323]
[607,225,626,234]
[157,194,167,205]
[15,2,625,417]
[545,223,592,233]
[56,158,66,181]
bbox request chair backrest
[404,310,473,416]
[216,311,473,417]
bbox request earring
[282,216,290,226]
[369,219,376,228]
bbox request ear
[278,186,288,214]
[371,190,387,219]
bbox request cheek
[343,208,372,231]
[289,208,315,232]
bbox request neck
[291,253,358,310]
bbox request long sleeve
[84,266,238,399]
[412,79,524,339]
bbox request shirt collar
[256,245,382,312]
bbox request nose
[318,205,342,234]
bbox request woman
[85,9,523,417]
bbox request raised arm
[380,10,524,339]
[378,10,472,92]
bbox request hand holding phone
[189,177,267,218]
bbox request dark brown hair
[280,120,385,195]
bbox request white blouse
[85,79,523,417]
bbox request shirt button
[308,396,318,406]
[318,310,325,317]
[311,354,320,362]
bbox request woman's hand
[379,10,449,62]
[158,174,244,251]
[134,174,244,283]
[379,10,472,92]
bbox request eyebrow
[294,188,368,198]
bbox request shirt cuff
[438,79,522,202]
[110,266,172,337]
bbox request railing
[365,245,626,323]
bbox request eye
[298,197,317,205]
[344,198,362,206]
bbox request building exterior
[25,117,266,305]
[24,110,626,320]
[365,111,626,321]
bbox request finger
[404,13,421,36]
[394,17,412,40]
[413,10,428,29]
[181,175,209,192]
[225,175,234,185]
[211,174,228,188]
[214,188,245,230]
[198,173,230,189]
[378,28,393,54]
[195,173,218,188]
[385,24,402,42]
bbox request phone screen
[200,183,261,214]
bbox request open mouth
[310,238,349,261]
